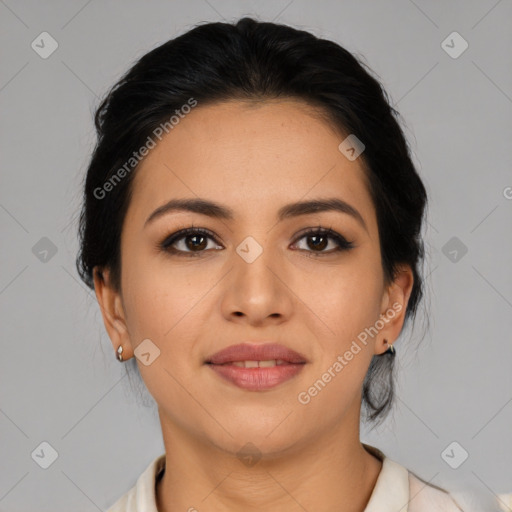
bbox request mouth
[205,342,308,365]
[205,343,307,391]
[209,359,297,368]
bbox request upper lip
[206,343,308,365]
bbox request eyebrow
[144,197,368,232]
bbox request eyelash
[159,225,355,258]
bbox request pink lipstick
[205,343,307,391]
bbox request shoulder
[363,444,463,511]
[105,453,166,512]
[497,493,512,511]
[408,470,506,511]
[407,471,464,511]
[362,444,490,512]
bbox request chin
[205,422,307,461]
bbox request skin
[94,99,414,512]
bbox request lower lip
[207,363,305,391]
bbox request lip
[205,342,308,365]
[205,343,308,391]
[208,364,305,391]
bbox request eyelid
[159,224,355,256]
[291,226,355,252]
[159,226,221,250]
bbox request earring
[116,345,124,362]
[383,339,396,356]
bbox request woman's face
[95,99,412,457]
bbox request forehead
[127,99,375,228]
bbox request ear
[93,266,132,359]
[375,264,415,355]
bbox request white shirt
[106,444,506,511]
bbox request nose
[220,241,294,327]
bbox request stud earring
[383,339,396,356]
[116,345,124,362]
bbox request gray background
[1,1,511,510]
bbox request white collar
[362,444,410,511]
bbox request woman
[76,16,488,512]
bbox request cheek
[121,242,177,325]
[302,259,383,337]
[121,249,219,344]
[123,275,191,340]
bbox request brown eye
[159,226,354,258]
[305,233,329,251]
[160,228,222,256]
[292,227,354,256]
[183,234,208,251]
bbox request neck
[155,414,383,512]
